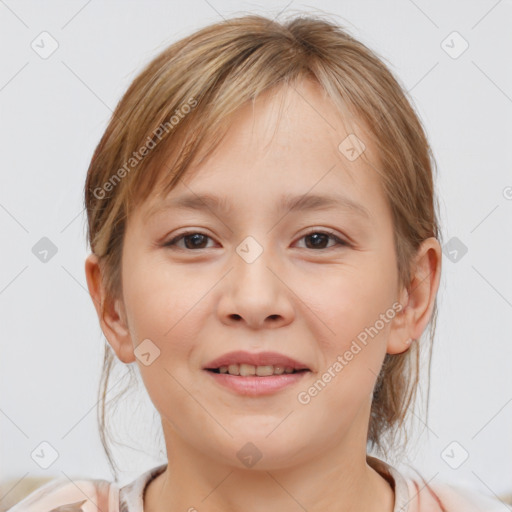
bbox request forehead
[139,78,387,223]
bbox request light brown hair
[84,12,441,480]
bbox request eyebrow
[145,192,371,221]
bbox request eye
[296,230,349,250]
[164,231,216,250]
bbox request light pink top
[5,455,509,511]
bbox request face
[106,79,410,470]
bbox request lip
[203,350,310,371]
[204,369,309,396]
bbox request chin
[203,430,312,471]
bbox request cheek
[298,258,395,334]
[121,260,210,415]
[293,259,395,380]
[122,257,208,358]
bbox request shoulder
[430,481,512,512]
[5,476,119,512]
[404,476,512,512]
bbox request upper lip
[203,351,310,371]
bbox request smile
[208,363,308,376]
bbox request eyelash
[164,229,350,251]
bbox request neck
[144,437,394,512]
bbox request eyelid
[296,228,350,248]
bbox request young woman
[7,13,507,512]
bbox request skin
[85,78,441,512]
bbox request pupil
[186,234,206,249]
[307,233,328,249]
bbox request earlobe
[386,237,442,355]
[84,253,136,364]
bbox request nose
[216,243,295,330]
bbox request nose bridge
[232,234,277,297]
[218,233,294,328]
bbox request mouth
[205,364,310,377]
[203,350,311,373]
[202,351,312,395]
[203,356,311,396]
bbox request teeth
[228,364,240,375]
[217,364,299,376]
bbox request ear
[387,237,442,355]
[84,253,136,364]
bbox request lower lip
[204,370,310,396]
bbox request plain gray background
[1,0,511,500]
